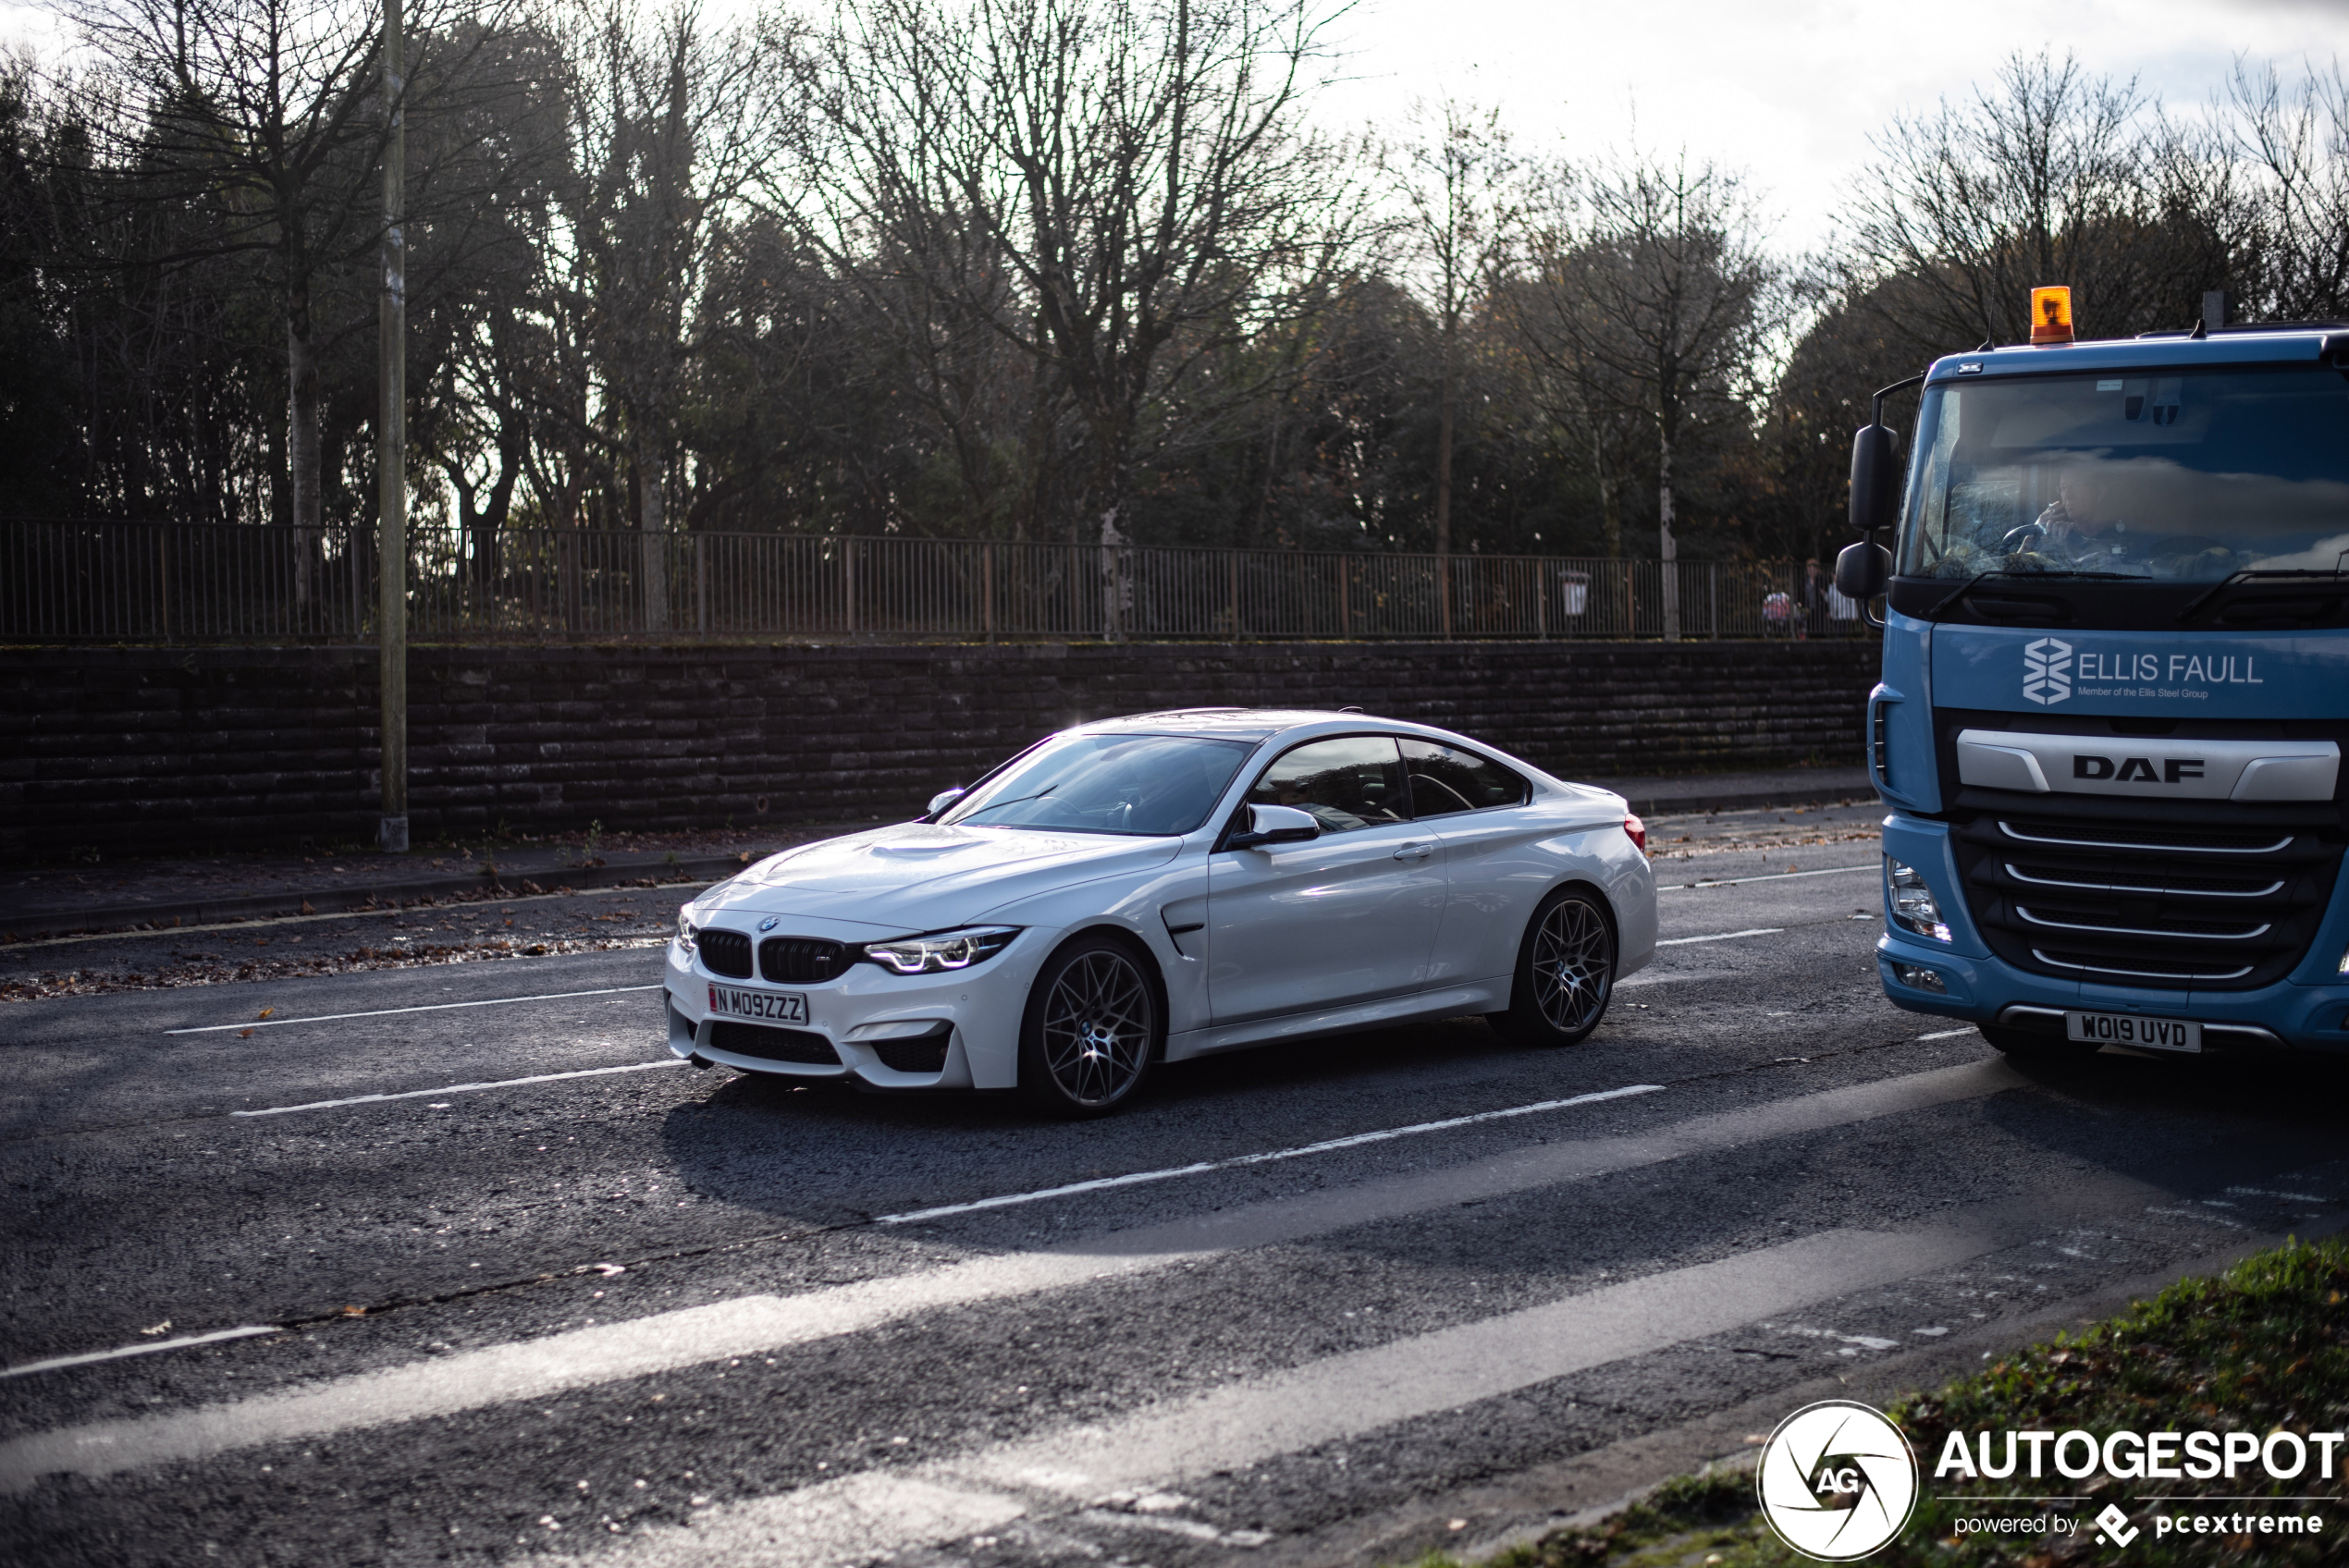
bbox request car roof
[1069,707,1486,747]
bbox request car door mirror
[1228,803,1320,849]
[926,786,965,818]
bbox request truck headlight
[861,926,1020,975]
[676,911,698,950]
[1887,856,1952,942]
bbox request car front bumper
[660,934,1039,1090]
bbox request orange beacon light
[2030,285,2074,345]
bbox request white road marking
[570,1227,1995,1568]
[1658,864,1876,891]
[232,1060,688,1117]
[166,984,663,1035]
[1915,1027,1978,1040]
[0,1060,2025,1493]
[6,881,710,950]
[1653,927,1782,947]
[874,1084,1667,1225]
[0,1326,281,1382]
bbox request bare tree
[1841,50,2242,348]
[786,0,1349,635]
[550,0,776,630]
[57,0,525,575]
[2228,59,2349,322]
[1518,152,1772,637]
[1389,98,1519,631]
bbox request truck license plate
[2064,1010,2199,1053]
[708,984,808,1025]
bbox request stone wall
[0,639,1880,858]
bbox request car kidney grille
[1955,809,2342,990]
[698,929,754,979]
[709,1022,839,1064]
[760,937,849,984]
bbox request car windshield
[1896,365,2349,583]
[939,733,1252,837]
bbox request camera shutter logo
[2022,637,2073,705]
[1755,1400,1919,1561]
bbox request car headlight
[676,911,698,950]
[860,926,1020,975]
[1886,855,1951,942]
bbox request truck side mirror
[1835,539,1890,602]
[1849,423,1901,535]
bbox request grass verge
[1419,1237,2349,1567]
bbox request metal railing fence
[1,518,1876,644]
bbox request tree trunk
[638,432,670,634]
[287,287,322,612]
[1593,420,1620,558]
[1434,313,1456,637]
[1656,421,1680,642]
[1098,495,1128,643]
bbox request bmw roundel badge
[757,916,779,932]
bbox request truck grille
[1953,811,2342,989]
[698,929,754,979]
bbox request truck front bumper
[1876,931,2349,1054]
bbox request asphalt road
[4,807,2348,1568]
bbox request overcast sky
[8,0,2345,256]
[1317,0,2349,251]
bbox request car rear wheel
[1491,887,1615,1047]
[1018,936,1160,1116]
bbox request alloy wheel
[1039,949,1153,1108]
[1529,896,1611,1034]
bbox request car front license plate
[2064,1010,2200,1053]
[707,984,808,1025]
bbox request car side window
[1246,736,1411,834]
[1398,739,1529,817]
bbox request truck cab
[1850,300,2349,1058]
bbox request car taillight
[1624,813,1646,852]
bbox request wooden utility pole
[376,0,409,853]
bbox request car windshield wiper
[2176,568,2349,623]
[1923,568,2134,619]
[956,786,1059,821]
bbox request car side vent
[699,929,753,979]
[761,937,849,985]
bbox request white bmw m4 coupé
[665,709,1656,1115]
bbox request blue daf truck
[1836,288,2349,1059]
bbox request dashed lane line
[564,1227,1998,1568]
[1658,864,1876,891]
[873,1083,1666,1225]
[1,1326,281,1382]
[165,984,663,1035]
[232,1059,689,1116]
[0,1058,2024,1492]
[1654,927,1783,947]
[4,881,711,951]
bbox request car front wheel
[1491,887,1616,1047]
[1018,936,1161,1116]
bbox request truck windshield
[1896,365,2349,582]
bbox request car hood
[693,823,1184,932]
